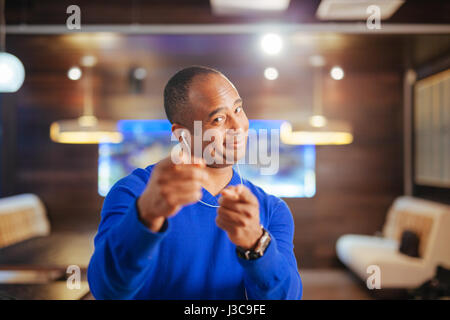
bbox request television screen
[98,120,315,198]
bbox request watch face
[255,230,271,255]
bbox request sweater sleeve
[236,199,302,300]
[87,169,170,300]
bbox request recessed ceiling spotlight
[210,0,291,16]
[264,67,279,80]
[133,67,147,80]
[261,33,283,55]
[330,66,344,80]
[67,66,82,80]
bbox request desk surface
[0,231,96,269]
[0,281,90,300]
[0,231,95,300]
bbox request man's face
[183,73,249,168]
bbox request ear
[171,123,188,142]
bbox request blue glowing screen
[98,120,315,198]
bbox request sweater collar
[200,167,242,207]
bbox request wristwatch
[236,226,271,260]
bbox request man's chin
[205,154,245,168]
[206,163,233,169]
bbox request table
[0,231,96,299]
[0,231,96,268]
[0,281,90,300]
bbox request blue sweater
[88,164,302,300]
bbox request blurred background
[0,0,449,300]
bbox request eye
[235,106,242,113]
[213,116,225,123]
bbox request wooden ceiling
[4,1,450,120]
[6,32,449,122]
[5,0,450,25]
[7,33,450,75]
[5,0,449,76]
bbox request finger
[179,152,206,167]
[191,156,206,167]
[159,156,179,169]
[218,200,253,218]
[166,166,208,182]
[217,207,246,227]
[220,187,239,201]
[175,146,191,165]
[216,214,239,231]
[161,180,202,193]
[220,185,256,205]
[167,191,202,207]
[236,185,258,204]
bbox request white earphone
[179,130,190,152]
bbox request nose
[228,113,246,133]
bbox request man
[87,66,302,300]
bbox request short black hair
[163,65,222,124]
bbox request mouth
[224,135,247,149]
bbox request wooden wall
[1,33,406,268]
[286,72,404,267]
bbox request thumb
[191,156,206,168]
[179,148,192,165]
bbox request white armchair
[0,193,51,248]
[336,196,450,289]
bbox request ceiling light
[281,120,353,145]
[67,66,82,80]
[0,1,25,92]
[264,67,279,80]
[281,62,352,145]
[316,0,405,20]
[261,33,283,55]
[210,0,291,15]
[51,65,122,144]
[0,52,25,92]
[63,33,120,50]
[50,117,123,144]
[133,67,147,80]
[330,66,344,80]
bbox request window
[414,69,450,188]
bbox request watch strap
[236,226,271,260]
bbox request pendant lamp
[0,0,25,93]
[50,56,123,144]
[280,56,353,145]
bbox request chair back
[0,194,51,248]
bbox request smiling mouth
[224,136,247,149]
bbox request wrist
[145,216,166,233]
[137,197,165,232]
[236,226,271,260]
[240,226,264,251]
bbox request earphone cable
[197,162,243,208]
